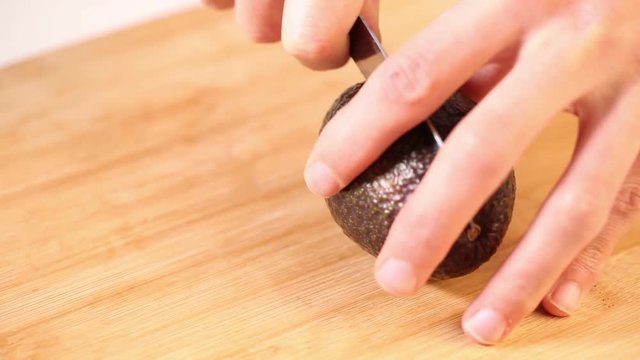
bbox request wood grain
[1,2,638,359]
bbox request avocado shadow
[429,230,520,298]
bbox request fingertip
[282,34,350,70]
[281,0,360,70]
[462,308,508,345]
[544,281,582,316]
[203,0,234,9]
[541,297,572,317]
[374,257,419,296]
[304,161,342,197]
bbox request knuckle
[493,272,538,313]
[575,25,620,66]
[397,210,448,255]
[398,210,428,240]
[525,9,625,76]
[468,153,503,178]
[456,132,508,176]
[555,190,607,235]
[612,181,640,217]
[381,53,436,105]
[498,0,547,27]
[204,0,233,9]
[571,241,608,278]
[505,277,535,300]
[283,33,338,63]
[566,6,632,69]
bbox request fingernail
[375,258,417,295]
[304,161,340,197]
[463,309,507,345]
[550,281,582,315]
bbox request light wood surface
[1,2,638,359]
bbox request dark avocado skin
[323,83,516,280]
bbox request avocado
[322,83,516,280]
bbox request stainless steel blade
[348,16,387,78]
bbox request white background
[0,0,199,68]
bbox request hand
[304,0,640,345]
[209,0,640,345]
[203,0,379,69]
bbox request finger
[372,19,599,296]
[461,63,510,102]
[544,154,640,316]
[461,43,519,101]
[304,0,522,196]
[281,0,368,70]
[235,0,284,43]
[204,0,234,9]
[462,83,640,345]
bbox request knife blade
[348,16,387,78]
[348,16,444,147]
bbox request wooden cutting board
[1,2,638,359]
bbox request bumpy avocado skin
[323,83,516,280]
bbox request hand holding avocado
[323,84,517,281]
[208,0,640,345]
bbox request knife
[348,16,444,147]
